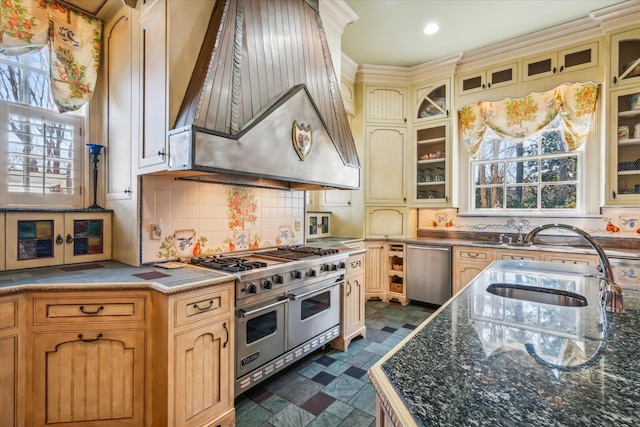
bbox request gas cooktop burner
[191,256,268,272]
[260,246,339,259]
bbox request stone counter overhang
[369,259,640,426]
[0,260,235,295]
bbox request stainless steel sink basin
[486,283,588,307]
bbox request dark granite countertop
[0,260,234,295]
[370,260,640,426]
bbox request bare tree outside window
[472,116,579,211]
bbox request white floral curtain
[459,82,599,159]
[0,0,102,112]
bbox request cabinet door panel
[174,319,233,427]
[33,331,145,426]
[365,87,407,123]
[5,213,65,270]
[365,127,406,204]
[0,335,17,427]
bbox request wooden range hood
[165,0,360,191]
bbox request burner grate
[192,256,267,272]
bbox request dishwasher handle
[407,245,451,252]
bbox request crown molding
[320,0,359,34]
[341,53,358,83]
[347,1,640,79]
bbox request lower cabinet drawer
[173,287,231,328]
[347,254,365,275]
[33,296,146,325]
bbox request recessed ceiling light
[423,23,439,35]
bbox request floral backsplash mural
[141,177,303,263]
[419,207,640,239]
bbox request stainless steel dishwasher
[406,245,452,305]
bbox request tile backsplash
[418,207,640,239]
[141,177,304,264]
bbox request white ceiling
[342,0,629,67]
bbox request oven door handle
[288,280,344,301]
[238,298,288,318]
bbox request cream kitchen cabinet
[365,242,386,301]
[4,211,112,270]
[30,290,150,427]
[365,207,410,239]
[0,294,23,427]
[456,62,517,96]
[153,283,235,427]
[609,27,640,87]
[540,252,598,265]
[333,251,367,351]
[607,86,640,204]
[365,126,407,205]
[494,248,539,261]
[452,246,494,294]
[387,243,407,305]
[521,41,598,82]
[365,85,408,124]
[414,78,450,123]
[137,0,213,173]
[104,6,135,200]
[412,121,451,205]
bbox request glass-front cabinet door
[413,122,450,205]
[415,79,449,122]
[611,27,640,87]
[608,87,640,204]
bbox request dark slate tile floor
[235,300,435,427]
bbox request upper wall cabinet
[456,62,517,96]
[610,28,640,87]
[365,86,408,124]
[414,79,450,123]
[137,0,214,173]
[521,42,598,82]
[412,122,451,206]
[364,126,407,205]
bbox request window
[472,116,581,211]
[1,49,84,207]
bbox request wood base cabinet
[32,330,146,426]
[0,295,22,427]
[154,284,235,427]
[333,252,367,351]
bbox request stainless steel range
[190,246,348,396]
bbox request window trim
[1,101,85,207]
[458,94,602,217]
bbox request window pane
[474,162,505,185]
[541,184,577,209]
[475,187,504,209]
[505,160,538,184]
[0,63,23,102]
[27,71,54,109]
[24,48,49,70]
[506,185,538,209]
[541,157,577,182]
[541,129,566,154]
[504,138,539,158]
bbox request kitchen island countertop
[369,259,640,426]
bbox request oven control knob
[321,263,331,272]
[338,261,346,269]
[292,270,302,279]
[307,268,317,278]
[262,279,273,290]
[273,274,284,284]
[330,263,338,271]
[246,282,257,294]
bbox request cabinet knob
[552,67,557,74]
[55,234,64,245]
[613,76,618,84]
[158,150,166,158]
[559,65,564,72]
[612,190,616,199]
[487,82,492,89]
[481,83,486,89]
[66,234,74,244]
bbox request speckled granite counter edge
[0,274,235,296]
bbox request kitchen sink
[486,283,588,307]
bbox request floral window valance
[0,0,102,112]
[459,82,599,159]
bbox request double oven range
[190,246,348,396]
